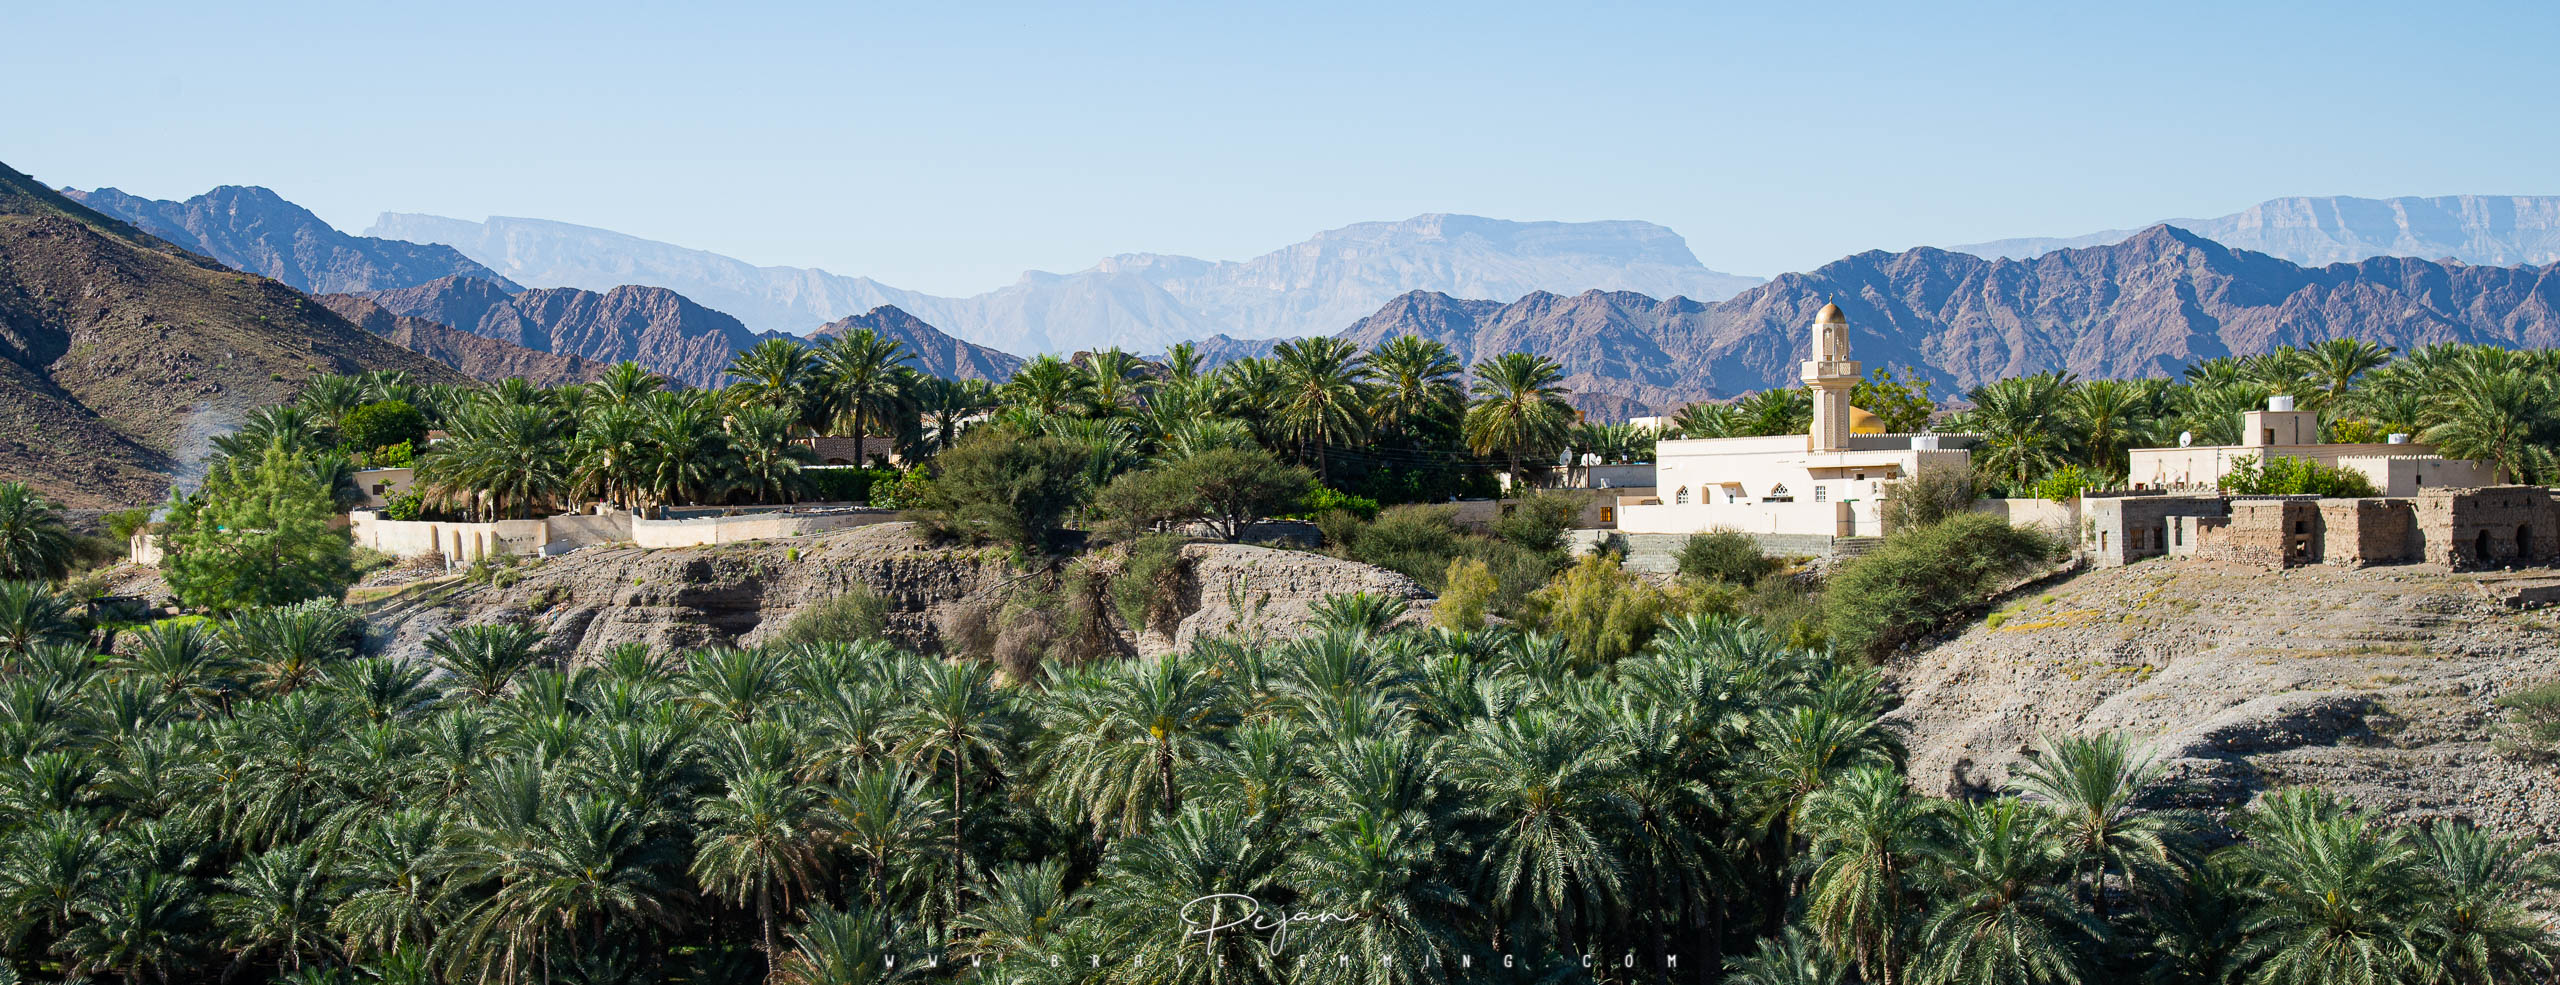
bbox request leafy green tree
[1853,367,1939,434]
[1677,528,1774,585]
[338,401,429,460]
[162,442,356,612]
[1802,766,1938,985]
[914,427,1093,551]
[0,485,74,582]
[692,768,833,963]
[1821,513,2056,661]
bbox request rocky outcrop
[355,276,763,387]
[361,523,1434,666]
[63,185,514,294]
[315,295,610,386]
[1886,561,2560,838]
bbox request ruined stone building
[2086,486,2560,570]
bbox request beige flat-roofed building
[2128,397,2496,495]
[1616,303,1977,538]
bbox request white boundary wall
[630,510,900,548]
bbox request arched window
[1674,487,1689,505]
[1767,483,1794,503]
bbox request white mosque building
[1616,303,1977,540]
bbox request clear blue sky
[10,0,2554,295]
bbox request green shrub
[1821,512,2060,661]
[915,428,1094,551]
[1348,505,1464,588]
[1880,464,1977,532]
[339,400,428,457]
[775,588,892,646]
[1676,529,1774,585]
[1289,485,1381,522]
[1111,533,1190,633]
[1432,557,1497,631]
[1491,492,1580,554]
[2217,455,2378,497]
[805,466,904,505]
[380,489,425,521]
[1521,553,1674,668]
[2031,464,2107,503]
[2496,678,2560,762]
[1465,537,1563,617]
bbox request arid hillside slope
[1888,561,2560,838]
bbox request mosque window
[1767,484,1794,503]
[1674,487,1689,505]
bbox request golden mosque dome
[1848,405,1885,434]
[1815,302,1847,323]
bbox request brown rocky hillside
[0,161,466,508]
[355,275,763,387]
[809,305,1024,381]
[315,295,608,387]
[1887,560,2560,839]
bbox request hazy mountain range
[365,212,1763,354]
[1948,195,2560,266]
[1340,225,2560,412]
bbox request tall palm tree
[692,768,834,963]
[2420,365,2552,483]
[1081,802,1287,985]
[885,660,1014,927]
[820,328,912,468]
[2301,338,2395,408]
[2406,819,2558,985]
[1736,387,1814,437]
[1724,926,1849,985]
[1801,766,1938,985]
[0,484,74,582]
[328,809,447,962]
[824,769,947,914]
[2005,733,2189,914]
[58,870,203,985]
[1908,798,2097,985]
[1463,353,1574,490]
[1365,335,1462,442]
[440,795,684,984]
[220,604,354,697]
[1442,708,1630,945]
[1672,401,1741,439]
[213,843,340,973]
[1077,348,1152,418]
[639,392,735,507]
[590,361,665,409]
[909,377,995,459]
[769,904,909,985]
[2063,380,2159,474]
[1285,807,1467,985]
[1271,338,1370,483]
[952,858,1085,965]
[1033,655,1235,837]
[728,338,830,436]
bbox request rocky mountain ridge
[351,276,763,388]
[366,211,1761,353]
[0,162,467,507]
[809,305,1025,382]
[1950,194,2560,267]
[1336,225,2560,413]
[313,295,610,387]
[63,185,515,295]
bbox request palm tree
[425,623,547,705]
[999,355,1090,418]
[1285,807,1467,985]
[328,809,447,962]
[951,858,1084,964]
[0,484,74,582]
[1463,353,1575,490]
[1953,373,2081,491]
[823,769,947,914]
[885,659,1014,927]
[2228,789,2425,985]
[2005,733,2190,914]
[440,795,684,984]
[220,604,354,696]
[1032,655,1235,837]
[1365,335,1462,442]
[1077,348,1152,418]
[1801,766,1938,985]
[692,768,834,963]
[590,361,666,409]
[910,377,994,459]
[728,338,829,435]
[569,403,652,511]
[1442,708,1630,945]
[769,904,908,985]
[725,405,819,505]
[1724,926,1849,985]
[213,843,341,973]
[2301,338,2395,408]
[2406,819,2558,984]
[122,619,237,715]
[639,392,736,507]
[58,870,202,985]
[2063,379,2158,474]
[1272,337,1370,483]
[1908,798,2097,985]
[1081,802,1287,985]
[819,328,912,469]
[2420,365,2551,483]
[1736,387,1814,437]
[0,579,76,657]
[418,401,568,520]
[1672,401,1741,439]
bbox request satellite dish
[2178,431,2194,447]
[1558,448,1575,467]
